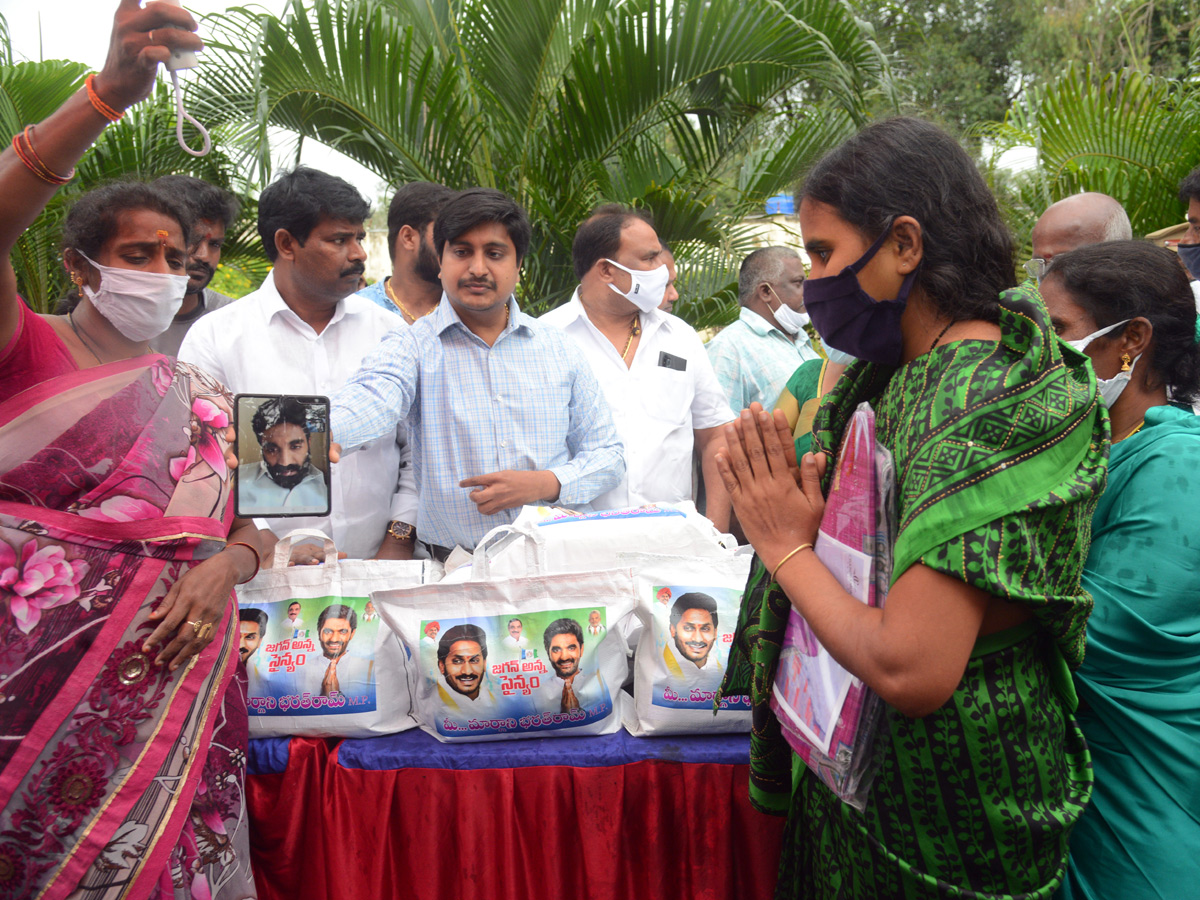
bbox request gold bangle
[771,543,813,582]
[227,540,261,584]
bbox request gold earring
[1120,353,1132,372]
[70,272,84,288]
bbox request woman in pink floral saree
[0,357,257,900]
[0,4,260,898]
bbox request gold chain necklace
[620,313,641,361]
[384,277,435,325]
[1115,419,1144,442]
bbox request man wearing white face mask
[706,246,820,414]
[540,205,735,529]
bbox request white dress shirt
[540,291,735,511]
[178,271,416,559]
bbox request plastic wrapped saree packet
[770,402,895,810]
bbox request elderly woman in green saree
[717,117,1107,898]
[1036,241,1200,900]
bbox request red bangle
[227,541,262,584]
[11,126,74,185]
[85,74,124,123]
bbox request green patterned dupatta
[722,284,1108,816]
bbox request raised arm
[0,1,202,346]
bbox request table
[246,729,784,899]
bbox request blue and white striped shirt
[331,296,625,550]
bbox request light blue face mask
[824,346,857,366]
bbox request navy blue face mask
[802,226,919,366]
[1177,243,1200,281]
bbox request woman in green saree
[1037,241,1200,900]
[717,118,1106,898]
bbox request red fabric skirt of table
[247,736,784,899]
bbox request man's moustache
[266,461,309,488]
[341,264,366,278]
[459,279,496,290]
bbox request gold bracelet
[227,541,261,584]
[771,543,813,582]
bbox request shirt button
[495,394,502,402]
[500,440,508,448]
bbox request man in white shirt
[586,609,606,638]
[239,608,268,698]
[282,602,305,639]
[535,618,607,714]
[663,592,724,695]
[236,397,329,515]
[296,603,373,699]
[501,618,530,653]
[435,625,517,720]
[179,167,418,562]
[540,206,735,529]
[706,246,820,413]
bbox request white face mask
[1063,318,1130,353]
[604,258,670,313]
[766,284,810,335]
[76,251,189,343]
[1063,319,1135,409]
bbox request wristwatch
[386,520,416,541]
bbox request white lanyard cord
[172,70,211,157]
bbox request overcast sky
[0,0,387,201]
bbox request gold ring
[149,30,156,44]
[189,620,214,641]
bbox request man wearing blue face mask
[540,205,735,529]
[705,246,820,414]
[1176,166,1200,305]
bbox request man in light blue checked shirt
[330,189,625,553]
[706,245,820,413]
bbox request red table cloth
[247,731,784,899]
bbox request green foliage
[849,0,1033,135]
[979,63,1200,251]
[1021,0,1199,81]
[851,0,1200,143]
[197,0,887,323]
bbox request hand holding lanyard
[157,0,210,157]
